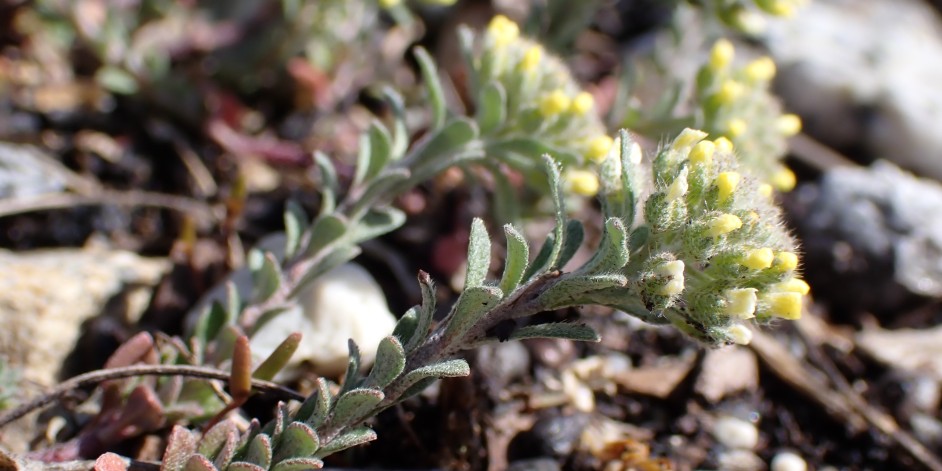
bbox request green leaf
[348,206,406,244]
[314,427,377,458]
[628,226,650,253]
[271,458,324,471]
[249,251,282,302]
[464,218,491,289]
[198,419,238,459]
[306,214,347,257]
[522,232,556,283]
[338,340,362,395]
[405,271,437,352]
[475,81,506,134]
[414,47,446,130]
[299,378,332,429]
[353,121,395,188]
[398,376,439,401]
[457,26,479,97]
[537,274,628,310]
[486,138,581,168]
[499,225,529,296]
[579,218,629,274]
[283,200,309,260]
[442,286,503,343]
[507,323,600,342]
[162,426,197,471]
[227,462,265,471]
[618,130,639,222]
[350,169,410,218]
[243,434,272,468]
[556,220,584,270]
[96,66,138,94]
[391,306,419,348]
[182,455,215,471]
[409,117,479,167]
[397,359,470,394]
[330,388,384,424]
[364,336,406,389]
[381,87,409,160]
[352,132,372,189]
[273,422,320,462]
[252,333,301,381]
[192,301,228,345]
[291,245,362,298]
[313,152,339,214]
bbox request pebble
[717,449,765,471]
[771,451,807,471]
[712,416,759,450]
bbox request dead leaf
[695,346,759,403]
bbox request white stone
[771,451,807,471]
[717,449,765,471]
[713,415,760,450]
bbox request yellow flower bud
[744,56,776,82]
[773,251,799,271]
[487,15,519,47]
[767,0,796,17]
[758,183,773,198]
[689,140,716,166]
[716,80,744,104]
[519,45,543,72]
[570,91,594,115]
[716,171,741,203]
[726,288,758,319]
[585,135,614,163]
[671,128,709,152]
[539,89,571,117]
[667,168,689,202]
[774,278,811,295]
[655,260,685,296]
[706,214,743,237]
[777,113,802,137]
[727,324,753,345]
[565,169,600,196]
[771,167,796,191]
[713,136,734,153]
[741,247,774,270]
[726,118,747,138]
[379,0,401,7]
[764,291,803,319]
[709,39,735,71]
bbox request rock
[0,143,68,198]
[792,161,942,314]
[695,346,759,403]
[712,416,759,450]
[763,0,942,179]
[770,451,807,471]
[716,449,765,471]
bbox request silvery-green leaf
[556,220,584,270]
[300,378,332,428]
[198,421,238,461]
[162,426,197,471]
[348,206,406,244]
[392,306,419,347]
[283,200,309,260]
[464,218,491,289]
[244,434,272,468]
[352,132,372,189]
[291,245,361,298]
[381,87,409,159]
[314,427,377,458]
[442,286,503,342]
[260,402,290,440]
[405,271,437,352]
[499,225,529,296]
[270,457,324,471]
[486,139,580,168]
[225,281,240,323]
[250,251,282,302]
[339,340,362,395]
[330,388,384,424]
[227,462,265,471]
[537,274,628,311]
[409,118,478,167]
[414,47,446,130]
[182,455,216,471]
[364,336,406,389]
[351,166,410,218]
[628,226,650,254]
[398,377,438,401]
[398,359,470,393]
[476,81,506,134]
[209,424,239,469]
[313,152,338,214]
[305,214,347,257]
[507,323,600,342]
[618,130,640,222]
[252,332,300,381]
[579,218,629,274]
[192,301,227,345]
[273,422,319,462]
[457,26,478,96]
[522,232,555,283]
[357,120,393,185]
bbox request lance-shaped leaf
[313,152,339,215]
[397,359,470,394]
[476,81,506,134]
[364,336,406,389]
[536,274,629,311]
[243,433,272,468]
[499,225,529,295]
[339,340,362,396]
[182,455,215,471]
[506,323,600,342]
[306,214,347,257]
[348,206,407,244]
[382,87,409,159]
[465,218,491,289]
[523,156,566,280]
[192,301,228,348]
[161,426,197,471]
[354,121,394,187]
[314,427,377,458]
[249,250,282,302]
[457,26,479,95]
[229,336,252,402]
[252,332,301,381]
[556,220,584,270]
[442,286,503,343]
[273,422,320,462]
[392,306,419,348]
[409,118,478,167]
[291,245,362,298]
[212,426,239,470]
[271,457,324,471]
[522,232,556,282]
[283,200,309,260]
[298,378,332,429]
[486,139,580,168]
[617,130,641,223]
[414,47,446,130]
[330,388,384,424]
[405,271,437,352]
[350,168,410,217]
[579,218,629,274]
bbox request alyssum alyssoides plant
[150,127,807,470]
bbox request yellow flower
[586,135,614,162]
[713,136,734,153]
[709,39,735,71]
[744,56,776,82]
[519,45,543,72]
[727,324,753,345]
[487,15,519,47]
[764,291,803,319]
[570,91,595,116]
[379,0,401,7]
[671,128,709,152]
[716,80,744,104]
[655,260,685,296]
[565,169,600,196]
[706,214,743,237]
[689,140,716,166]
[741,247,774,270]
[716,171,740,203]
[758,183,773,198]
[773,278,811,295]
[777,113,802,137]
[726,288,758,319]
[773,251,799,271]
[667,168,689,202]
[726,118,747,138]
[771,167,796,191]
[539,89,571,117]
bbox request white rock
[771,451,807,471]
[713,415,760,450]
[717,449,765,471]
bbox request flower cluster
[600,129,807,346]
[464,15,612,196]
[694,39,801,192]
